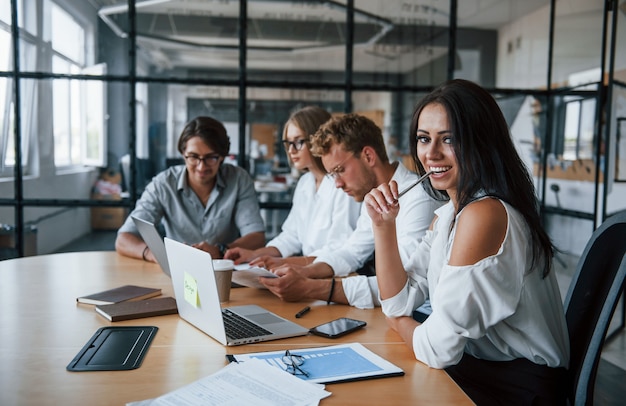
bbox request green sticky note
[184,271,199,308]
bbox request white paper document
[127,358,330,406]
[232,263,277,289]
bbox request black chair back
[119,154,155,196]
[563,210,626,405]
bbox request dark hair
[410,79,554,277]
[310,113,388,163]
[177,116,230,156]
[283,106,331,173]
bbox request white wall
[352,91,393,141]
[502,0,626,255]
[497,0,625,89]
[0,84,99,253]
[0,170,98,256]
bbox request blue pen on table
[295,306,311,318]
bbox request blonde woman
[226,106,361,267]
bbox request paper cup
[213,259,234,303]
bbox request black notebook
[95,297,178,321]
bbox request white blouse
[267,172,361,257]
[380,199,570,369]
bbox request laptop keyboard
[222,309,272,340]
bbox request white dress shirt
[315,162,443,278]
[380,199,570,369]
[267,172,361,257]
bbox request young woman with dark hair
[365,79,569,405]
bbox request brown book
[77,285,162,305]
[95,297,178,322]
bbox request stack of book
[77,285,178,321]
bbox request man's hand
[224,246,254,264]
[191,241,221,259]
[259,266,311,301]
[144,247,157,263]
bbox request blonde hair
[283,106,331,172]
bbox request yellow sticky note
[184,272,199,308]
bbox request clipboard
[67,326,158,371]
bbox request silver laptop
[164,237,310,346]
[131,216,171,277]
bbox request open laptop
[164,237,310,346]
[131,216,170,277]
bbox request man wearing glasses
[259,114,443,310]
[116,116,265,262]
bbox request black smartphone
[309,317,366,338]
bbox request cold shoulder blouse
[380,199,570,369]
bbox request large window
[1,28,13,169]
[49,2,105,168]
[1,0,105,172]
[0,2,35,172]
[2,0,624,258]
[562,96,596,161]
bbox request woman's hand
[250,255,286,270]
[364,180,401,226]
[386,315,419,350]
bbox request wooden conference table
[0,251,472,405]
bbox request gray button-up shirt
[118,164,265,245]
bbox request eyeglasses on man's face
[184,154,221,166]
[326,153,355,181]
[281,349,309,377]
[282,139,307,151]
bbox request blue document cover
[227,342,404,384]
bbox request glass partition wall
[1,0,624,258]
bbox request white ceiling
[90,0,604,73]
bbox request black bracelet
[142,245,149,261]
[217,243,228,257]
[327,278,336,305]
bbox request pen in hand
[396,170,434,199]
[295,306,311,318]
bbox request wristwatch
[217,243,228,257]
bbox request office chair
[563,210,626,406]
[119,154,155,196]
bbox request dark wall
[98,20,130,170]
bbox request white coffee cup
[213,259,234,303]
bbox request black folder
[67,326,158,371]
